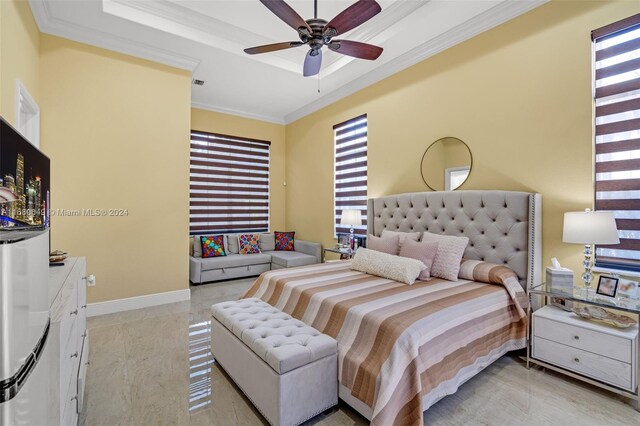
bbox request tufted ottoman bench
[210,298,338,426]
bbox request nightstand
[323,247,354,261]
[527,283,640,410]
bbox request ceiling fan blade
[259,0,312,34]
[323,0,382,38]
[328,40,382,60]
[303,49,322,77]
[244,41,303,55]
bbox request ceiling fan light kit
[244,0,384,77]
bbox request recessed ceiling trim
[29,0,201,71]
[191,101,286,125]
[284,0,548,124]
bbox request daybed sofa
[189,233,321,284]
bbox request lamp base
[582,244,593,297]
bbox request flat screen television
[0,117,50,231]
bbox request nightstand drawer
[533,336,632,390]
[534,316,632,363]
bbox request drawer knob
[71,352,78,358]
[71,395,77,402]
[81,304,87,309]
[574,357,580,363]
[70,310,78,316]
[574,335,580,340]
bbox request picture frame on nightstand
[596,275,619,298]
[618,279,639,300]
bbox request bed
[242,190,541,425]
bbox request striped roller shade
[593,13,640,272]
[334,114,368,236]
[190,130,270,235]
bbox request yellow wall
[191,108,286,231]
[0,0,40,126]
[285,0,640,275]
[40,35,192,303]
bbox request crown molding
[29,0,201,71]
[191,101,286,125]
[284,0,548,124]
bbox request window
[592,13,640,273]
[334,114,367,237]
[190,130,270,235]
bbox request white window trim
[15,79,40,148]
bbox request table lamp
[340,209,362,250]
[562,209,619,296]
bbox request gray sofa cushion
[260,233,276,251]
[200,253,271,271]
[226,234,240,254]
[211,298,337,374]
[268,251,317,268]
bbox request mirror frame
[420,137,473,191]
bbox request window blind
[190,130,270,235]
[593,13,640,272]
[334,114,368,236]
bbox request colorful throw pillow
[399,239,438,281]
[274,231,295,251]
[200,235,226,258]
[238,233,261,254]
[367,234,400,255]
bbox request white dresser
[48,257,89,426]
[532,305,638,392]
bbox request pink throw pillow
[399,239,439,281]
[367,234,400,255]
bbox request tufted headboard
[367,190,542,288]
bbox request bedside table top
[324,247,354,255]
[530,282,640,315]
[534,305,639,338]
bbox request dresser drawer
[533,315,632,363]
[58,280,79,349]
[533,336,632,390]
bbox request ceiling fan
[244,0,383,77]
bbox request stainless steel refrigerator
[0,230,50,426]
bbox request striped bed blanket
[242,260,528,426]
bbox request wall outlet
[87,275,96,287]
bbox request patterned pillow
[200,235,226,258]
[421,232,469,281]
[274,231,295,251]
[238,233,261,254]
[399,239,438,281]
[367,234,400,255]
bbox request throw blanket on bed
[242,261,528,426]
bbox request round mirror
[420,137,472,191]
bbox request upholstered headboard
[367,190,541,288]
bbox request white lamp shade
[562,211,620,245]
[340,209,362,227]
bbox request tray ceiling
[29,0,547,123]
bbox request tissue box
[546,267,574,294]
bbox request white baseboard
[87,288,191,317]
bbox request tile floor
[80,278,640,426]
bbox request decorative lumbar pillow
[238,233,261,254]
[200,235,226,258]
[399,239,438,281]
[351,248,425,285]
[421,232,469,281]
[274,231,295,251]
[260,233,276,251]
[367,234,400,255]
[381,230,421,250]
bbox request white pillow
[351,248,426,285]
[421,232,469,281]
[381,230,421,249]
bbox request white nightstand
[527,282,640,410]
[532,305,638,392]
